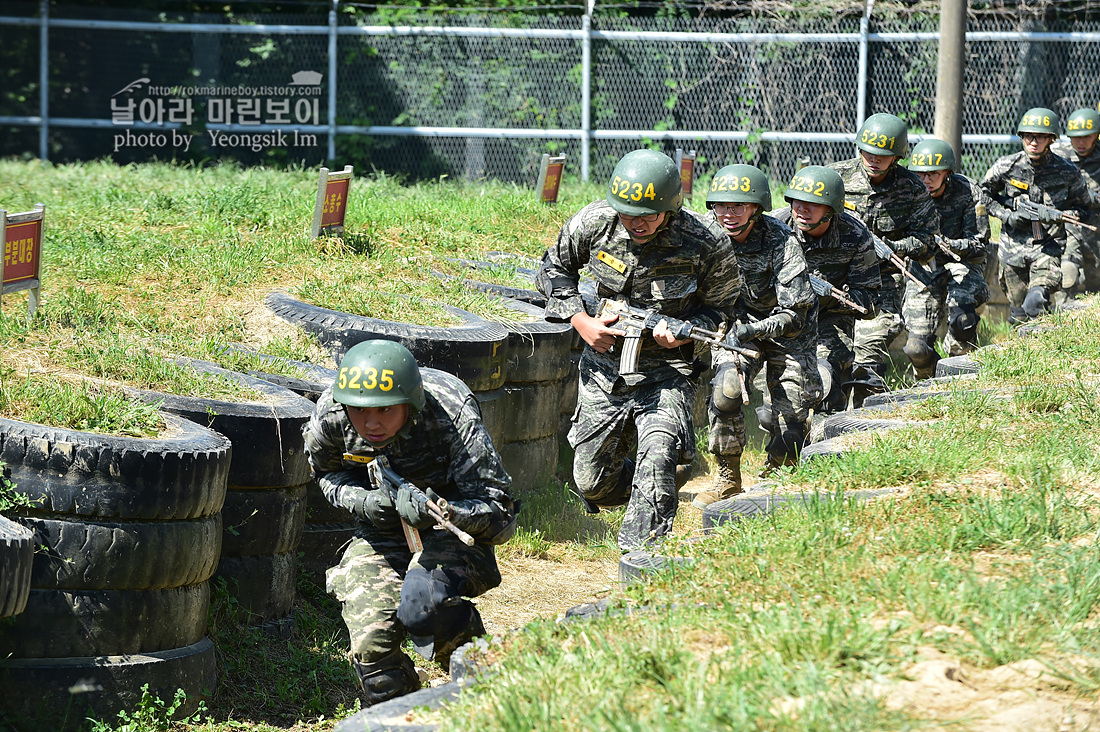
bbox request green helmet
[706,164,772,212]
[784,165,845,215]
[1066,107,1100,137]
[333,339,425,412]
[908,138,956,171]
[1017,107,1060,136]
[606,149,683,217]
[855,113,909,158]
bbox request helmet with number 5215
[706,164,771,211]
[333,339,425,412]
[1017,107,1060,136]
[606,149,684,217]
[784,165,845,215]
[1065,107,1100,137]
[908,138,956,172]
[855,113,910,158]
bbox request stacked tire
[0,413,231,730]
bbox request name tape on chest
[1009,178,1030,191]
[596,250,627,273]
[343,452,375,465]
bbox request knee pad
[398,567,480,662]
[1023,287,1048,318]
[765,421,806,463]
[755,403,775,433]
[1062,260,1081,290]
[947,306,979,345]
[710,363,743,416]
[1008,307,1027,325]
[903,335,939,370]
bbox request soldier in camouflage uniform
[981,107,1095,322]
[906,138,991,366]
[692,163,820,509]
[829,113,938,386]
[536,149,740,551]
[304,340,517,705]
[773,165,880,414]
[1051,107,1100,296]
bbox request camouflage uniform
[1051,138,1100,293]
[304,368,515,671]
[980,149,1094,319]
[773,207,880,414]
[829,158,938,375]
[705,212,821,466]
[536,199,740,551]
[902,174,991,358]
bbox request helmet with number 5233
[606,149,684,217]
[333,339,425,412]
[706,164,772,211]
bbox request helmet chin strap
[623,210,675,244]
[859,153,896,179]
[927,175,948,198]
[795,210,834,233]
[724,210,761,239]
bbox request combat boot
[692,454,742,509]
[351,649,421,707]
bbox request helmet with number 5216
[784,165,845,215]
[855,113,909,158]
[1017,107,1060,136]
[333,339,425,412]
[908,138,956,172]
[706,164,771,211]
[606,149,684,217]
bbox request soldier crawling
[304,340,517,705]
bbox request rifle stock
[807,273,868,314]
[871,234,928,291]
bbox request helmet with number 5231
[333,339,425,412]
[855,113,910,158]
[606,149,684,217]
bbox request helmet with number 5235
[606,149,684,217]
[1017,107,1060,136]
[855,113,910,158]
[706,164,772,211]
[1065,107,1100,137]
[333,339,425,412]
[908,138,956,172]
[784,165,845,215]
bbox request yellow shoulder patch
[843,201,856,211]
[343,453,375,465]
[975,203,988,216]
[596,250,627,274]
[1009,178,1030,191]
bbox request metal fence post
[581,7,592,182]
[38,0,47,162]
[328,0,338,163]
[857,0,872,128]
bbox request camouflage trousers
[1063,231,1100,294]
[817,310,857,414]
[998,240,1062,307]
[568,369,695,551]
[325,527,500,664]
[903,262,990,337]
[707,331,821,457]
[854,273,904,368]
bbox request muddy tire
[500,380,565,443]
[475,387,508,451]
[935,354,981,377]
[220,483,306,557]
[821,404,915,440]
[0,515,33,618]
[619,550,692,586]
[215,552,297,621]
[799,438,852,463]
[702,489,898,530]
[265,291,509,392]
[498,299,573,383]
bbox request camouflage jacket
[981,149,1094,265]
[304,367,515,541]
[773,207,880,319]
[932,173,991,267]
[830,158,939,277]
[705,210,815,341]
[1051,139,1100,248]
[537,200,741,389]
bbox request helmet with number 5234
[1017,107,1060,136]
[1065,107,1100,137]
[606,149,684,217]
[706,164,772,211]
[333,339,425,412]
[855,113,910,158]
[908,138,956,172]
[784,165,845,215]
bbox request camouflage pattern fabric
[830,158,939,367]
[704,212,820,457]
[1052,138,1100,291]
[537,200,740,551]
[980,149,1095,304]
[304,367,514,665]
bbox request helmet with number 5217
[706,164,771,211]
[908,138,956,172]
[333,339,425,412]
[606,149,684,217]
[784,165,845,215]
[1017,107,1060,136]
[855,113,909,158]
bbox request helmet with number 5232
[333,339,425,412]
[855,113,910,158]
[784,165,845,215]
[606,149,683,217]
[1065,107,1100,137]
[908,138,956,172]
[1017,107,1060,136]
[706,164,772,211]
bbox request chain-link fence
[3,1,1100,186]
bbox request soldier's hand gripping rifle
[870,234,928,292]
[362,454,476,551]
[933,234,963,262]
[594,296,761,377]
[807,273,868,314]
[1015,197,1099,233]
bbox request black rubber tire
[265,290,509,392]
[619,550,693,586]
[215,552,297,621]
[821,404,915,440]
[799,438,852,463]
[0,514,33,618]
[474,387,508,450]
[304,476,354,525]
[334,680,464,732]
[220,483,307,557]
[0,412,231,521]
[439,256,546,306]
[496,435,559,493]
[124,358,315,489]
[911,373,979,389]
[935,354,981,377]
[701,489,899,530]
[0,583,210,658]
[498,298,574,383]
[500,380,565,442]
[297,521,355,586]
[224,345,337,402]
[20,514,221,590]
[0,637,216,732]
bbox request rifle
[870,234,928,291]
[933,235,963,262]
[807,273,868,314]
[1015,198,1099,233]
[355,454,476,551]
[594,296,761,377]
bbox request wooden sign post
[2,204,44,317]
[675,148,697,198]
[535,153,566,204]
[311,165,353,238]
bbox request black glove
[1035,204,1063,224]
[352,488,398,531]
[396,485,437,529]
[1001,210,1028,231]
[734,322,760,342]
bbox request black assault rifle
[1015,198,1098,233]
[807,273,868,314]
[870,234,928,292]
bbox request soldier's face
[617,212,667,243]
[346,404,409,444]
[790,200,832,234]
[859,151,899,181]
[1071,133,1098,156]
[1020,132,1055,159]
[712,202,759,240]
[917,169,950,198]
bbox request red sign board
[3,219,42,287]
[319,178,349,230]
[679,156,696,197]
[540,161,565,204]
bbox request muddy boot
[692,454,742,509]
[351,650,421,706]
